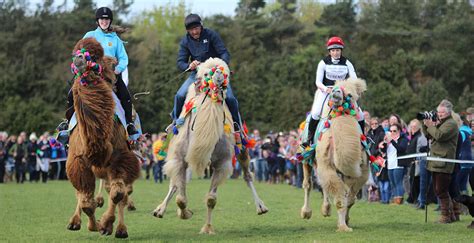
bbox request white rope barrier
[397,152,474,164]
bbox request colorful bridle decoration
[328,86,358,120]
[70,48,103,86]
[199,65,229,102]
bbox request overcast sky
[29,0,241,19]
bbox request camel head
[331,78,367,105]
[71,37,115,86]
[328,78,367,118]
[196,58,230,102]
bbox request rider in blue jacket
[57,7,137,136]
[171,14,242,131]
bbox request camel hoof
[301,207,312,219]
[67,223,81,231]
[321,204,331,217]
[337,225,353,232]
[153,206,166,218]
[257,204,269,215]
[115,225,128,238]
[200,224,215,235]
[96,197,104,208]
[99,216,115,236]
[127,205,136,211]
[177,208,193,220]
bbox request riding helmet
[184,13,202,29]
[326,36,345,50]
[96,7,113,21]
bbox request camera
[416,110,438,121]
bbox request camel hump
[331,116,362,178]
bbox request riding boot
[56,89,74,145]
[438,198,453,224]
[302,117,319,148]
[358,120,365,133]
[451,200,461,222]
[115,75,138,135]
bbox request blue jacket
[457,125,473,168]
[177,28,230,72]
[83,27,128,73]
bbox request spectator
[0,132,8,183]
[9,135,27,183]
[26,133,39,182]
[454,113,472,195]
[406,120,427,207]
[37,134,51,183]
[381,117,390,132]
[379,123,408,204]
[422,99,458,224]
[152,133,167,183]
[250,130,267,182]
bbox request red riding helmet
[326,36,345,50]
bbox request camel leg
[126,184,136,211]
[66,157,98,232]
[321,188,331,217]
[334,191,351,232]
[200,162,228,235]
[153,178,177,218]
[176,164,193,220]
[99,178,125,236]
[239,149,268,215]
[95,179,105,208]
[67,193,82,231]
[300,162,313,219]
[114,193,129,238]
[200,187,217,235]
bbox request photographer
[422,99,458,224]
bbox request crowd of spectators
[2,105,473,222]
[0,131,67,183]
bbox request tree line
[1,0,473,134]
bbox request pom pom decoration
[70,47,103,86]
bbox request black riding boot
[116,75,138,135]
[358,120,365,133]
[302,117,319,148]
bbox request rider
[57,7,138,135]
[303,36,363,147]
[171,13,243,132]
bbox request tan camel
[301,78,368,232]
[152,58,267,234]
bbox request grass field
[0,178,472,242]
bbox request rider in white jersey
[303,36,364,147]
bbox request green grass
[0,178,472,242]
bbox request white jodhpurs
[122,67,129,86]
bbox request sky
[29,0,241,19]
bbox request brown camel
[65,37,140,238]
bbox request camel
[152,58,267,234]
[300,78,368,232]
[65,38,140,238]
